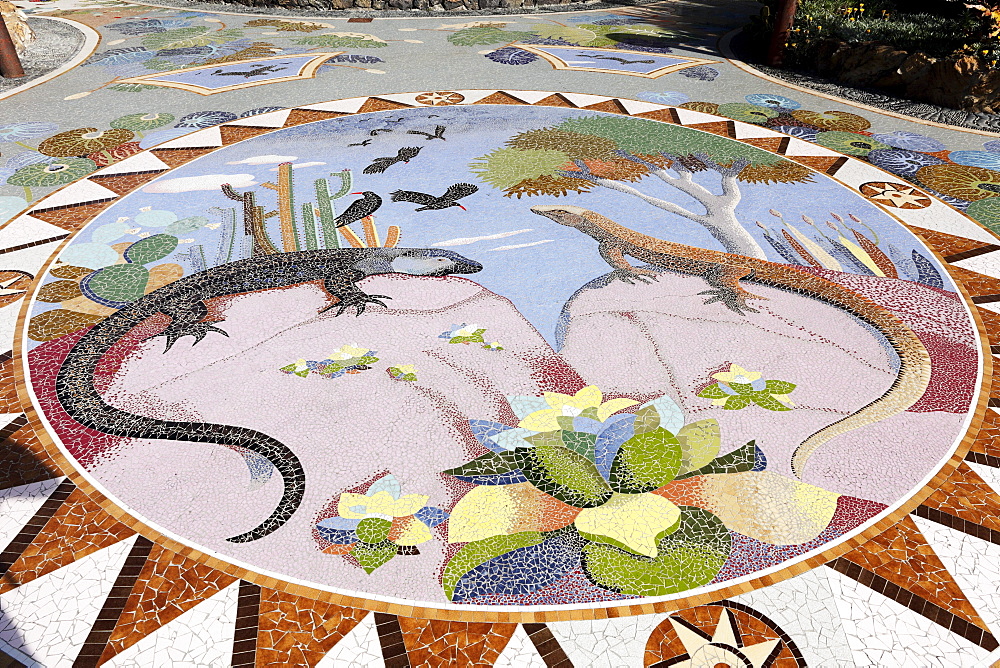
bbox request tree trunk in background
[767,0,799,67]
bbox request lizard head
[530,205,592,228]
[389,249,483,276]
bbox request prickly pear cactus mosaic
[21,97,982,611]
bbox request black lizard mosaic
[54,247,482,543]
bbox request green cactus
[301,203,319,251]
[123,234,178,264]
[210,207,244,265]
[315,170,353,249]
[220,171,353,255]
[83,233,179,305]
[85,264,151,304]
[165,215,209,236]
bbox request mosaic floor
[2,0,1000,665]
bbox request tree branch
[615,150,662,171]
[561,171,706,222]
[647,153,713,200]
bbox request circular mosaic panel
[18,92,984,615]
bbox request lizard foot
[319,293,392,317]
[610,268,660,285]
[698,288,761,315]
[153,321,229,352]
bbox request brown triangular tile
[356,98,413,114]
[840,514,989,631]
[474,91,530,106]
[150,147,216,169]
[741,136,789,153]
[99,543,238,663]
[254,587,368,665]
[686,120,736,137]
[0,353,20,414]
[977,308,1000,348]
[220,125,273,145]
[968,404,1000,461]
[948,265,1000,299]
[582,99,631,115]
[89,172,167,197]
[283,108,347,127]
[788,155,848,176]
[532,93,578,108]
[0,418,62,491]
[398,617,517,666]
[636,108,682,124]
[28,201,114,232]
[911,226,994,259]
[0,486,134,594]
[921,461,1000,534]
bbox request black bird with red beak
[390,183,479,211]
[333,191,383,227]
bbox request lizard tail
[790,296,932,478]
[553,206,934,480]
[55,310,306,543]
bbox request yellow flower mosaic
[518,385,638,432]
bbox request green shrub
[749,0,999,68]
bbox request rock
[908,55,975,109]
[34,267,976,597]
[804,40,999,114]
[971,69,1000,114]
[556,269,974,504]
[844,44,909,89]
[0,1,35,56]
[78,276,564,599]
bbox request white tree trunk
[587,165,768,260]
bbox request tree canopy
[470,115,812,198]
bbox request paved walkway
[2,0,1000,665]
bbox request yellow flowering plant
[698,363,796,411]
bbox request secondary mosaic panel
[21,99,981,611]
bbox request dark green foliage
[748,0,996,66]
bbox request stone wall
[216,0,579,10]
[811,38,1000,114]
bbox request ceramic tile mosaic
[314,612,383,667]
[0,0,1000,663]
[102,579,240,667]
[0,536,137,666]
[731,568,853,667]
[0,477,64,553]
[492,624,547,668]
[912,514,1000,637]
[98,542,238,662]
[825,566,990,666]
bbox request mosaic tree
[471,115,813,259]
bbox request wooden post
[766,0,799,67]
[0,12,24,79]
